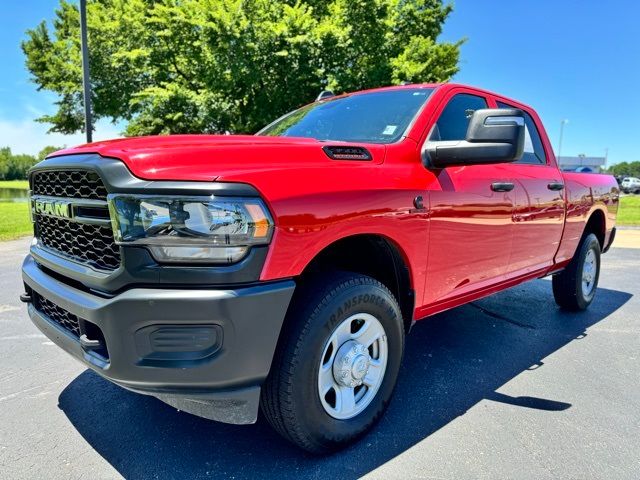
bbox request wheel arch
[297,234,415,333]
[584,208,606,249]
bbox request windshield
[258,88,433,144]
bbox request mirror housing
[423,108,525,168]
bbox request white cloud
[0,116,123,156]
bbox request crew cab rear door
[422,91,516,305]
[495,100,565,275]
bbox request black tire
[552,233,601,311]
[260,272,405,454]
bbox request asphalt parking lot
[1,235,639,479]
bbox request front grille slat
[33,292,81,337]
[31,169,122,271]
[35,214,121,271]
[31,170,108,200]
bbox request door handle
[491,182,515,192]
[547,182,565,191]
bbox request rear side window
[497,101,547,165]
[429,93,488,141]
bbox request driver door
[423,92,516,305]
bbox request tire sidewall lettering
[328,292,396,328]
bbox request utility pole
[79,0,93,143]
[557,119,568,165]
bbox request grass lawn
[0,180,29,189]
[0,203,32,241]
[618,196,640,225]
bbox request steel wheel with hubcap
[581,248,597,298]
[261,272,404,454]
[318,313,388,420]
[553,232,601,311]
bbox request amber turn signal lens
[246,203,270,238]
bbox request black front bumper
[22,254,295,424]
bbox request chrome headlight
[108,195,273,264]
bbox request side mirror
[423,108,525,168]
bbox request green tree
[7,154,38,180]
[608,161,640,178]
[22,0,463,136]
[37,145,64,161]
[0,147,38,180]
[0,148,10,180]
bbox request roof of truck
[332,82,534,112]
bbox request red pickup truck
[22,83,618,453]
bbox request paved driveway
[1,236,638,479]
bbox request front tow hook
[80,334,102,351]
[19,293,32,303]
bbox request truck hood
[49,135,386,182]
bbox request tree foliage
[607,161,640,178]
[0,146,63,180]
[22,0,463,136]
[0,148,37,180]
[37,145,64,161]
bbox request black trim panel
[603,227,616,253]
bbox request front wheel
[552,233,601,311]
[260,272,404,454]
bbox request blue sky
[441,1,640,166]
[1,1,639,165]
[0,0,120,154]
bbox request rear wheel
[552,233,601,311]
[261,272,404,454]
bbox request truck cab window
[259,88,433,144]
[497,101,547,164]
[429,93,488,141]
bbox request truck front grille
[35,214,121,271]
[32,292,81,338]
[31,170,108,200]
[31,169,121,271]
